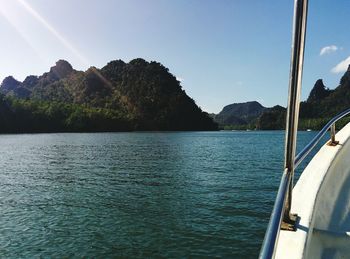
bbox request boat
[306,129,312,132]
[259,0,350,258]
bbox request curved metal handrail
[295,107,350,167]
[259,168,291,259]
[259,108,350,259]
[258,0,350,257]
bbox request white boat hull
[276,122,350,258]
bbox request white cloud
[320,45,338,56]
[331,56,350,73]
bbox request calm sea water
[0,131,326,258]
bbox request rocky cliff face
[0,59,218,131]
[1,76,21,94]
[257,64,350,130]
[307,79,332,102]
[215,64,350,130]
[49,59,74,79]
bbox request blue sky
[0,0,349,113]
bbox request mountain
[0,59,218,132]
[214,101,266,128]
[257,64,350,130]
[216,64,350,130]
[5,58,350,133]
[256,105,286,130]
[306,79,332,103]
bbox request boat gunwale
[260,107,350,259]
[276,121,350,258]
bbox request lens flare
[0,0,114,88]
[16,0,90,66]
[0,1,46,62]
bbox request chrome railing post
[327,123,339,146]
[259,0,309,258]
[282,0,308,230]
[331,123,336,143]
[260,108,350,259]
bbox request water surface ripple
[0,131,322,258]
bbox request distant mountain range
[0,59,217,132]
[214,65,350,130]
[2,59,350,133]
[212,101,282,130]
[214,101,266,126]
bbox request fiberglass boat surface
[276,122,350,258]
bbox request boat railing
[259,108,350,259]
[260,0,350,257]
[258,0,349,257]
[295,108,350,167]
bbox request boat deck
[276,122,350,259]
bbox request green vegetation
[0,59,217,132]
[0,96,132,133]
[214,101,266,127]
[214,66,350,131]
[5,58,350,133]
[256,105,286,130]
[256,67,350,130]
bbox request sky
[0,0,350,113]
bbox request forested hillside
[257,65,350,130]
[0,59,217,132]
[214,101,266,128]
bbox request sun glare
[0,0,90,67]
[17,0,90,66]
